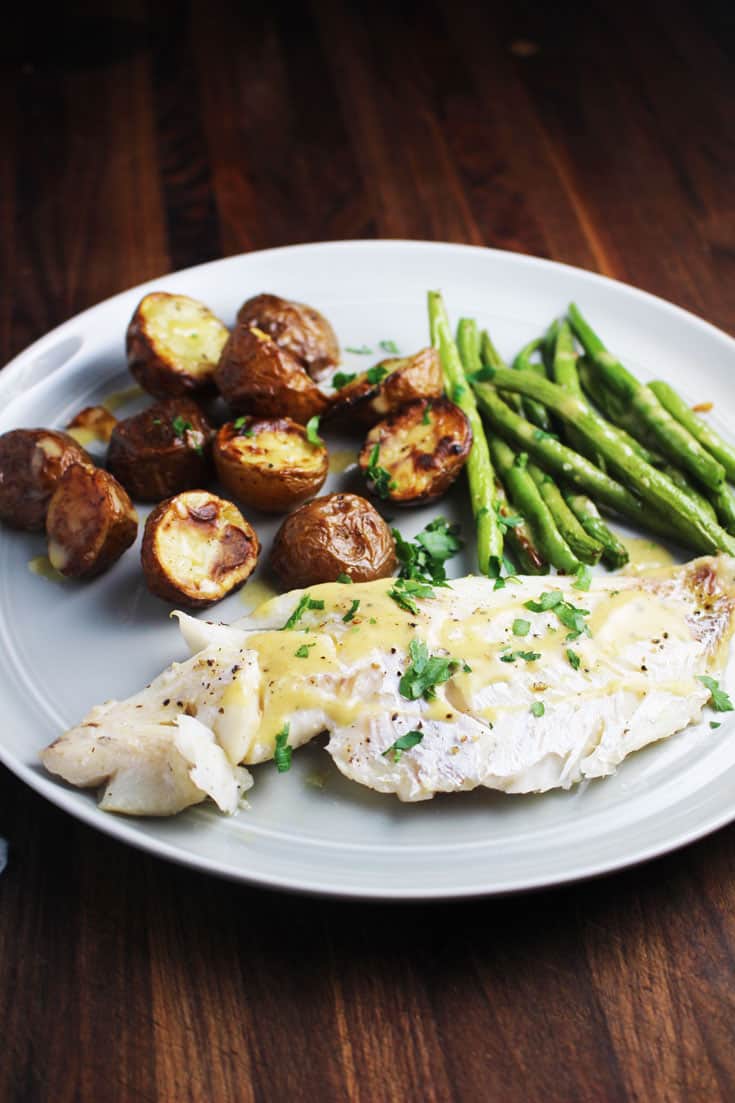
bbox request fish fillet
[41,556,735,813]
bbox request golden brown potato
[141,490,260,607]
[214,416,328,513]
[236,293,339,380]
[270,492,396,588]
[358,398,472,505]
[0,429,91,531]
[46,464,138,578]
[66,405,117,445]
[107,398,213,502]
[214,324,329,425]
[127,292,230,399]
[327,348,443,428]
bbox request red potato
[0,429,91,531]
[106,398,213,502]
[141,490,260,608]
[46,464,138,578]
[127,292,230,398]
[214,417,328,513]
[236,293,339,380]
[327,348,443,428]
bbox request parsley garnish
[399,639,463,701]
[332,371,357,390]
[469,366,495,383]
[379,339,400,354]
[342,599,360,623]
[388,577,436,614]
[366,443,396,499]
[346,345,372,355]
[524,590,564,613]
[282,593,324,630]
[573,564,591,591]
[533,428,559,442]
[500,649,541,663]
[305,415,323,446]
[336,573,353,584]
[295,643,315,658]
[531,701,545,717]
[366,364,389,385]
[452,382,466,402]
[514,451,529,470]
[710,722,722,730]
[524,590,590,641]
[697,676,734,712]
[392,517,463,586]
[274,725,292,772]
[495,506,523,535]
[171,414,192,438]
[566,648,580,670]
[512,618,530,637]
[382,730,423,763]
[422,406,431,426]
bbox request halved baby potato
[46,464,138,578]
[327,348,443,429]
[214,416,328,513]
[141,490,260,608]
[0,428,91,531]
[236,293,339,380]
[214,324,329,424]
[66,405,118,445]
[270,492,396,589]
[107,398,213,502]
[127,292,230,399]
[358,397,472,505]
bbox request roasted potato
[46,464,138,578]
[0,428,91,531]
[236,293,339,380]
[107,398,213,502]
[66,405,117,445]
[327,348,443,428]
[358,398,472,505]
[127,292,230,398]
[214,324,329,425]
[270,492,396,588]
[214,416,328,513]
[141,490,260,607]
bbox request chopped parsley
[422,406,431,426]
[573,564,592,591]
[512,618,530,637]
[388,576,436,614]
[524,590,564,613]
[305,415,323,446]
[294,643,315,658]
[524,590,590,641]
[533,428,559,442]
[495,506,523,535]
[452,382,466,402]
[366,364,389,385]
[514,451,529,470]
[398,639,464,701]
[469,366,495,383]
[273,725,292,772]
[530,701,545,717]
[332,371,357,390]
[697,676,734,712]
[392,517,463,585]
[171,414,192,437]
[566,648,580,670]
[379,339,400,354]
[171,414,204,455]
[500,649,541,663]
[282,593,325,630]
[345,345,373,355]
[336,572,353,584]
[342,599,360,623]
[710,722,722,730]
[366,443,395,499]
[382,730,423,763]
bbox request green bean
[648,381,735,482]
[564,495,629,569]
[527,464,603,564]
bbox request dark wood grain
[3,2,735,1100]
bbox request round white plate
[2,240,735,899]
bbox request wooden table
[3,3,735,1100]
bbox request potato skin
[327,348,443,429]
[358,397,472,505]
[127,292,230,399]
[270,492,396,589]
[107,398,213,502]
[0,429,91,531]
[67,405,117,444]
[214,325,329,425]
[236,293,339,380]
[141,490,260,608]
[214,417,328,513]
[46,464,138,578]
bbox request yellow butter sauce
[27,555,66,583]
[328,449,358,474]
[102,384,145,412]
[239,578,278,612]
[621,537,676,572]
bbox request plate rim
[3,237,735,900]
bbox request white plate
[2,240,735,899]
